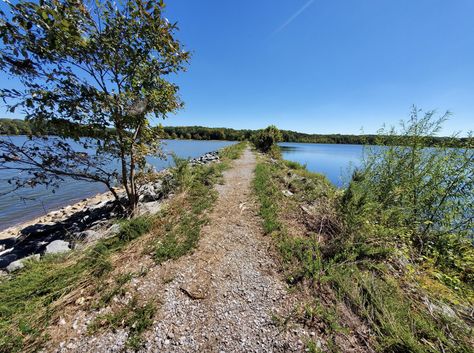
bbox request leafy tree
[252,125,282,153]
[0,0,189,213]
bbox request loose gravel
[48,148,310,352]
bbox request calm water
[280,142,364,187]
[0,137,235,231]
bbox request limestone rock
[138,201,162,216]
[45,240,70,255]
[106,223,121,236]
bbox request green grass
[93,272,134,309]
[253,162,282,234]
[220,141,246,160]
[284,159,306,170]
[253,155,474,353]
[253,160,326,284]
[306,340,323,353]
[0,142,247,353]
[327,264,473,352]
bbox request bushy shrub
[252,125,282,153]
[341,107,473,274]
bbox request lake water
[0,138,236,231]
[0,139,366,230]
[280,142,364,187]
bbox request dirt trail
[51,148,309,352]
[139,148,307,352]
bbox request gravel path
[48,148,309,352]
[141,148,307,352]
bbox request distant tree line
[0,118,32,135]
[1,119,470,147]
[0,118,113,139]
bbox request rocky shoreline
[0,151,220,274]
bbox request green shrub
[254,140,473,352]
[284,160,306,170]
[118,216,153,243]
[341,108,473,273]
[252,125,282,153]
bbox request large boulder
[140,185,154,202]
[77,230,101,242]
[45,240,70,255]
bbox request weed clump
[89,296,156,351]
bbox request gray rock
[89,200,110,211]
[424,297,457,319]
[78,230,101,242]
[153,180,163,190]
[282,190,293,197]
[45,240,71,254]
[106,223,121,236]
[139,201,162,216]
[189,151,220,166]
[140,183,162,202]
[6,254,40,273]
[439,303,457,319]
[0,246,13,257]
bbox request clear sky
[1,0,473,135]
[161,0,474,135]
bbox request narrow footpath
[141,148,307,352]
[51,148,309,352]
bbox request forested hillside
[0,119,469,147]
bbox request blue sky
[1,0,474,135]
[161,0,474,135]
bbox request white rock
[106,223,121,236]
[139,201,162,215]
[45,240,70,254]
[282,190,294,197]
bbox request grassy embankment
[0,142,246,353]
[253,154,473,352]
